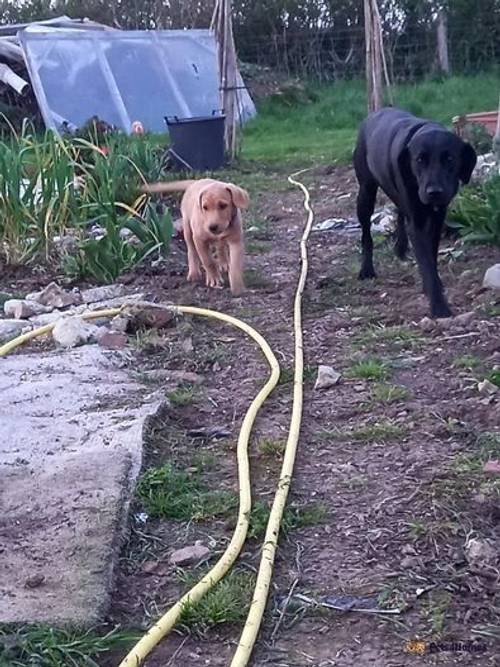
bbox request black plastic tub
[165,112,225,171]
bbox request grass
[178,569,255,635]
[0,624,138,667]
[167,383,197,407]
[241,74,500,166]
[248,501,328,539]
[346,357,391,381]
[243,268,274,290]
[256,437,286,457]
[352,325,422,351]
[246,239,272,254]
[278,364,316,385]
[370,383,410,404]
[321,418,405,444]
[486,368,500,388]
[452,354,483,370]
[136,464,238,521]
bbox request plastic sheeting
[19,28,256,134]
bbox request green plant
[321,419,405,443]
[248,501,328,539]
[256,437,285,457]
[0,624,137,667]
[136,464,237,521]
[370,383,410,404]
[167,384,197,407]
[486,368,500,387]
[346,358,391,381]
[448,175,500,246]
[178,570,255,634]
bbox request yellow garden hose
[0,170,314,667]
[229,170,314,666]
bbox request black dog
[353,107,477,318]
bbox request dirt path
[99,165,498,666]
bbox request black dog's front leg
[408,212,452,318]
[357,182,378,279]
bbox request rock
[0,319,30,343]
[400,556,419,570]
[0,292,13,307]
[29,312,65,327]
[419,316,435,333]
[24,574,45,589]
[483,264,500,290]
[4,299,52,320]
[97,331,128,349]
[33,282,81,309]
[478,379,498,396]
[81,284,126,305]
[52,317,99,348]
[143,369,204,385]
[465,537,497,568]
[122,302,176,331]
[314,365,341,390]
[169,542,210,567]
[110,315,130,333]
[483,460,500,475]
[454,311,475,328]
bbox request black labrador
[353,107,477,318]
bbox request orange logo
[406,640,427,655]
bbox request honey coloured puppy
[141,179,249,296]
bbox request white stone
[4,299,52,320]
[483,264,500,290]
[52,316,100,348]
[314,365,341,390]
[0,319,31,343]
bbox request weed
[370,383,410,404]
[257,437,286,457]
[243,268,274,290]
[486,368,500,387]
[0,624,137,667]
[346,358,391,381]
[423,591,451,636]
[321,419,405,443]
[452,354,483,370]
[246,239,272,254]
[248,501,328,539]
[448,174,500,246]
[136,464,237,521]
[353,325,422,350]
[279,365,316,385]
[167,384,197,407]
[178,570,255,635]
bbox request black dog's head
[400,127,477,208]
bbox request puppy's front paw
[187,268,202,283]
[205,271,223,289]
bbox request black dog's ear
[397,145,413,182]
[459,142,477,185]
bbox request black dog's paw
[394,239,408,260]
[431,304,453,319]
[358,267,377,280]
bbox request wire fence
[235,21,500,82]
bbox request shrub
[448,175,500,246]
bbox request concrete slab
[0,346,165,625]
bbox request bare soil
[3,165,500,666]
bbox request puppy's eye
[203,204,209,211]
[218,202,228,210]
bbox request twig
[293,593,403,615]
[439,331,480,342]
[165,635,189,666]
[270,577,299,642]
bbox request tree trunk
[437,10,450,74]
[364,0,384,112]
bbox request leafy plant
[448,175,500,246]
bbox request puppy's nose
[209,224,219,233]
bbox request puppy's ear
[397,145,413,182]
[226,184,250,210]
[458,142,477,185]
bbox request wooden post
[364,0,389,112]
[437,9,450,74]
[211,0,240,159]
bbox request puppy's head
[199,182,249,237]
[400,127,476,208]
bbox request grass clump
[0,624,137,667]
[248,501,328,539]
[167,384,197,407]
[136,464,237,521]
[178,570,255,635]
[256,437,286,457]
[448,175,500,246]
[370,383,410,404]
[322,419,405,443]
[346,357,391,381]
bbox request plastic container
[165,112,225,171]
[453,111,499,137]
